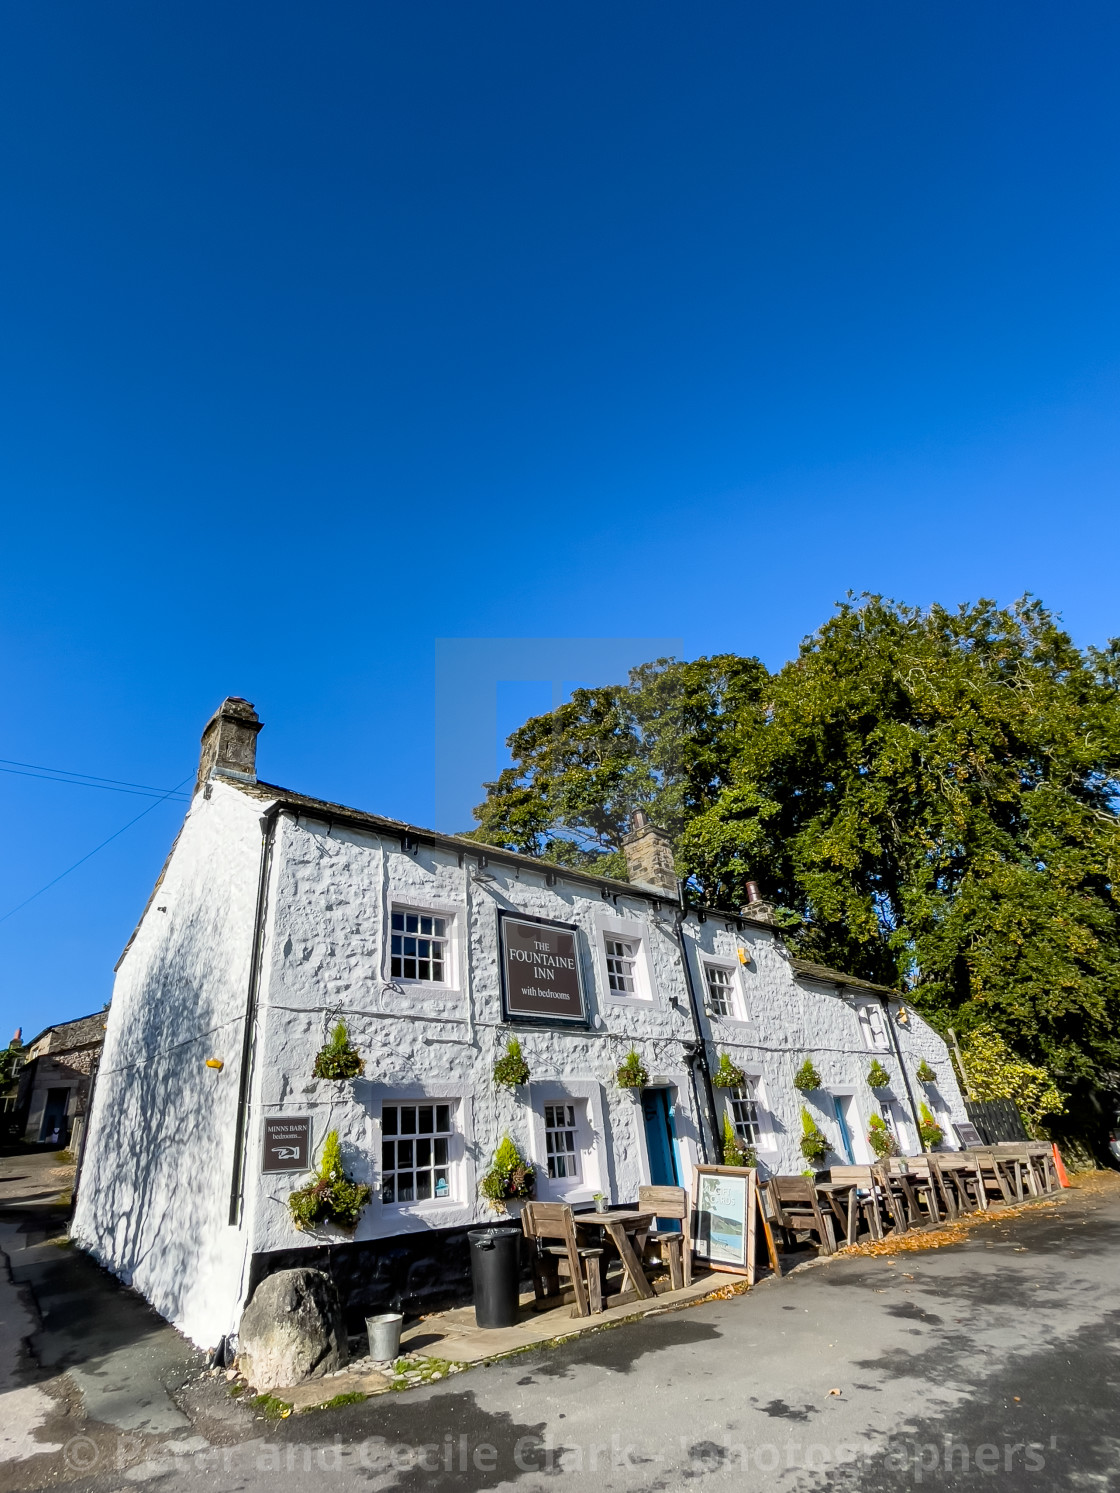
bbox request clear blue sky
[2,2,1118,1042]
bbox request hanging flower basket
[712,1053,746,1089]
[867,1059,892,1089]
[288,1130,372,1232]
[479,1136,536,1212]
[798,1105,830,1165]
[493,1038,531,1089]
[916,1060,937,1085]
[615,1050,649,1089]
[867,1113,899,1158]
[312,1022,364,1081]
[793,1058,822,1092]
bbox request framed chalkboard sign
[692,1165,760,1282]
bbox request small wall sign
[262,1116,311,1173]
[954,1121,984,1148]
[498,911,588,1026]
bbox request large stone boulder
[237,1269,348,1391]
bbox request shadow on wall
[75,876,246,1338]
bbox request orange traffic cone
[1052,1142,1070,1187]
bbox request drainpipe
[673,910,719,1164]
[880,994,925,1153]
[228,805,281,1226]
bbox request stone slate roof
[233,776,775,934]
[789,957,900,999]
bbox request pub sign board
[262,1116,311,1173]
[498,911,588,1027]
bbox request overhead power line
[0,774,195,927]
[0,757,192,802]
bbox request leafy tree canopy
[470,597,1120,1089]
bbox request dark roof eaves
[239,779,774,930]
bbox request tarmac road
[3,1155,1120,1493]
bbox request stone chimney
[622,810,679,896]
[741,880,776,925]
[196,697,262,790]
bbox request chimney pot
[745,881,761,904]
[197,697,262,790]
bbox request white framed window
[704,963,738,1018]
[595,916,656,1003]
[391,909,450,984]
[605,938,638,995]
[380,1100,456,1205]
[857,1002,890,1052]
[544,1103,580,1180]
[725,1083,762,1147]
[528,1081,606,1204]
[701,961,746,1021]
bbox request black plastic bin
[468,1227,522,1328]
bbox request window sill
[381,1197,459,1213]
[383,982,462,998]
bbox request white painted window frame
[370,1084,476,1228]
[526,1079,608,1206]
[382,893,464,997]
[591,912,659,1006]
[856,1001,891,1052]
[723,1065,777,1157]
[701,954,753,1026]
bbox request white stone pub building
[74,699,966,1349]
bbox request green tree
[680,596,1120,1091]
[467,655,767,877]
[471,597,1120,1103]
[0,1040,22,1091]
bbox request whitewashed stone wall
[245,814,705,1256]
[685,920,967,1172]
[71,782,264,1348]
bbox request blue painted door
[832,1095,855,1164]
[642,1088,680,1186]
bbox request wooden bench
[520,1202,605,1316]
[638,1184,691,1289]
[765,1176,836,1255]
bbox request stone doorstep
[277,1370,394,1413]
[269,1272,727,1408]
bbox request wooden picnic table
[574,1209,656,1300]
[814,1179,860,1242]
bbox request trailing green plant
[288,1130,372,1232]
[479,1136,536,1211]
[615,1050,649,1089]
[492,1038,531,1089]
[711,1052,746,1089]
[866,1059,892,1089]
[793,1058,822,1092]
[961,1027,1064,1135]
[915,1060,937,1085]
[798,1106,830,1165]
[918,1102,944,1150]
[867,1113,899,1158]
[722,1113,757,1168]
[312,1022,364,1081]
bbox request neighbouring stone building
[14,1013,106,1149]
[73,698,967,1350]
